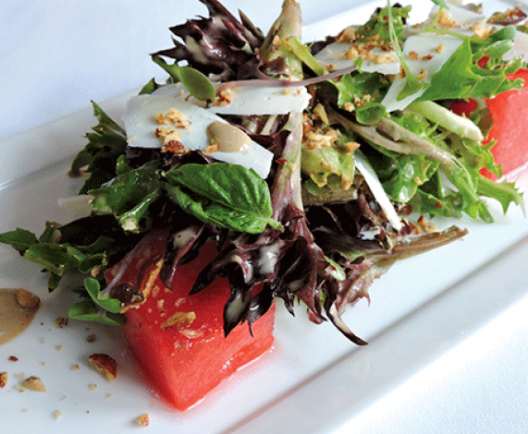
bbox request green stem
[408,101,484,142]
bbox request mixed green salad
[1,0,526,344]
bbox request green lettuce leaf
[70,102,127,194]
[301,134,356,189]
[418,33,522,102]
[89,157,163,232]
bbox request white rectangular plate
[1,1,528,433]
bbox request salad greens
[1,0,526,344]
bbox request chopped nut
[22,376,46,392]
[15,289,40,309]
[435,44,445,53]
[55,345,63,351]
[436,9,458,28]
[374,53,397,64]
[212,88,235,107]
[344,142,360,153]
[161,311,196,330]
[108,257,164,313]
[344,47,359,59]
[416,69,428,81]
[0,372,7,388]
[179,329,205,338]
[336,26,358,44]
[471,22,493,39]
[53,410,62,420]
[136,413,150,427]
[89,384,97,390]
[304,129,339,150]
[313,103,329,125]
[161,141,187,155]
[204,144,219,154]
[54,317,69,328]
[8,356,18,362]
[409,51,419,60]
[88,354,117,382]
[343,102,355,112]
[86,333,97,343]
[72,364,80,371]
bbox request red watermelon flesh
[106,234,275,411]
[451,69,528,180]
[482,69,528,179]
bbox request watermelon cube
[107,237,275,411]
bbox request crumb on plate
[136,413,150,427]
[88,353,117,382]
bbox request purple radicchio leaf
[158,224,210,290]
[488,7,527,25]
[153,0,265,81]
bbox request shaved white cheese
[124,95,274,179]
[354,151,403,232]
[434,4,487,28]
[314,43,401,75]
[58,194,93,219]
[504,29,528,61]
[152,82,310,115]
[152,82,189,97]
[211,85,311,115]
[381,34,463,112]
[407,4,487,36]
